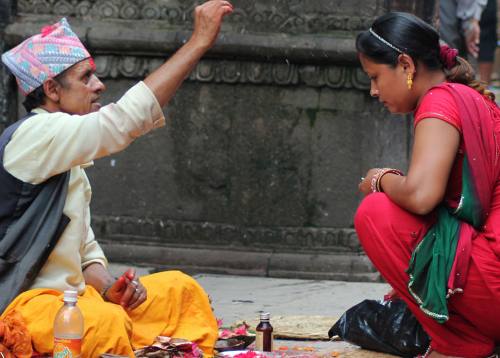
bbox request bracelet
[370,168,404,193]
[100,281,114,301]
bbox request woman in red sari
[355,12,500,358]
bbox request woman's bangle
[371,168,404,193]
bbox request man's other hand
[105,268,148,310]
[465,18,480,58]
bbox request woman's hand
[359,168,381,196]
[105,268,147,310]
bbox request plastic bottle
[53,290,84,358]
[255,312,273,352]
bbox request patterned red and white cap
[1,18,91,95]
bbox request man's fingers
[220,1,233,11]
[213,4,233,27]
[126,287,140,308]
[199,0,233,17]
[468,43,479,58]
[120,278,136,307]
[120,276,147,309]
[123,268,135,281]
[128,289,147,310]
[113,276,127,292]
[219,5,234,17]
[125,281,147,310]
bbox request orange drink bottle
[53,290,83,358]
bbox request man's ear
[397,53,416,75]
[42,79,61,103]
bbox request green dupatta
[406,84,498,323]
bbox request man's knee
[85,301,132,336]
[79,301,134,356]
[149,270,200,290]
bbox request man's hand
[190,0,234,50]
[105,268,147,310]
[143,1,232,108]
[464,18,480,58]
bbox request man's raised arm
[144,0,233,107]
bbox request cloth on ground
[235,315,337,340]
[0,310,32,357]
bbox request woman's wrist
[371,168,404,193]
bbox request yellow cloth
[1,271,217,357]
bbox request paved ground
[109,263,394,356]
[194,273,390,324]
[196,273,393,356]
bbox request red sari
[355,83,500,357]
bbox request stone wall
[1,0,435,280]
[0,0,16,131]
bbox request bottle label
[256,331,263,351]
[53,338,82,358]
[255,331,273,351]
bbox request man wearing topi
[0,1,233,356]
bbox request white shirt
[457,0,487,21]
[3,81,165,293]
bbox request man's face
[56,59,105,115]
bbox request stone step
[101,242,380,282]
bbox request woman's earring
[407,73,413,90]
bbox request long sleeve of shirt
[2,81,165,293]
[4,81,165,184]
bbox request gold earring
[407,73,413,90]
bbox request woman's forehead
[359,54,392,72]
[359,54,378,70]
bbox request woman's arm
[374,118,460,215]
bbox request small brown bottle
[255,312,273,352]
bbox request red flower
[233,324,248,336]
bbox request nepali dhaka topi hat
[1,18,91,95]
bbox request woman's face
[359,53,416,114]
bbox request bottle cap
[63,290,78,303]
[259,312,270,320]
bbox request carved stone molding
[95,55,370,90]
[18,0,382,34]
[92,215,363,253]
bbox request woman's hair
[356,12,494,101]
[22,70,70,112]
